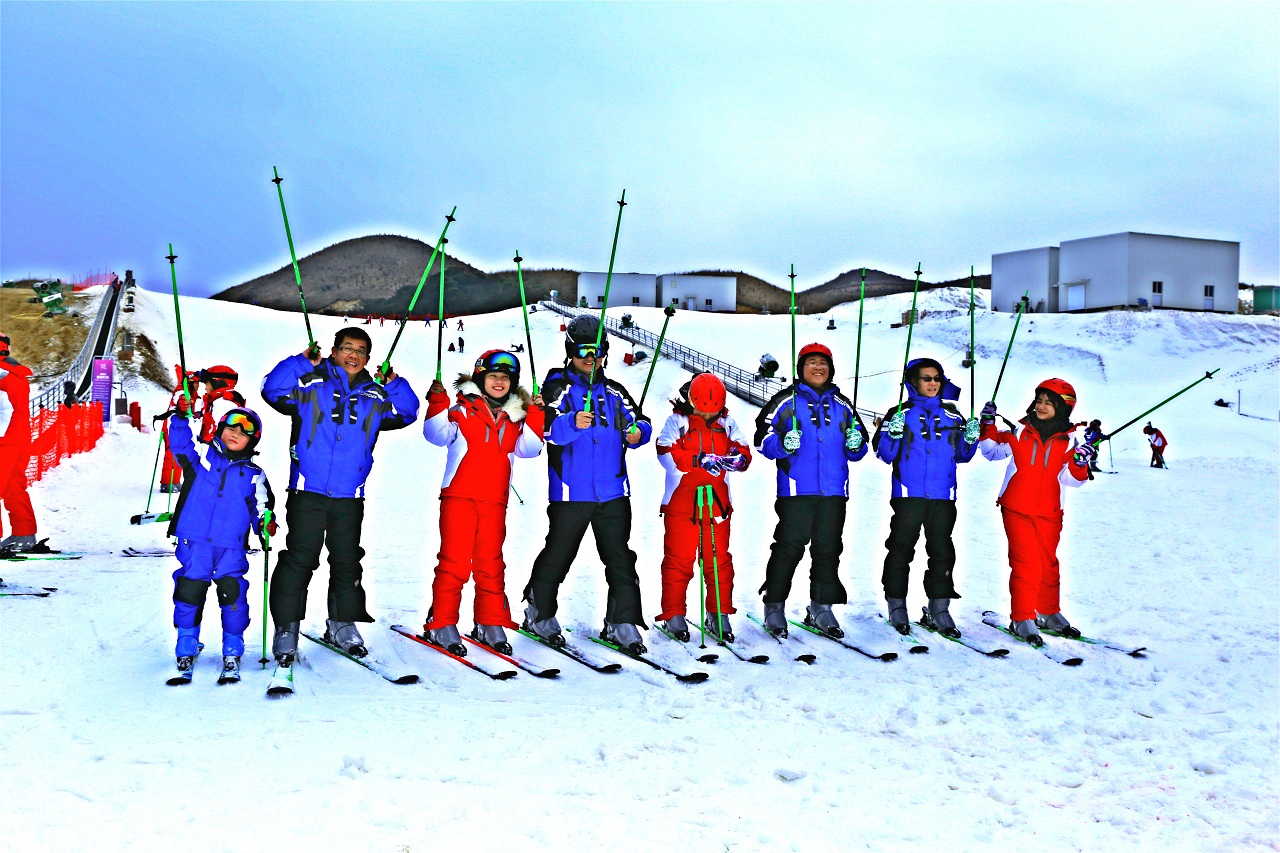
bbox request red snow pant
[0,447,36,538]
[426,496,518,630]
[1001,507,1064,622]
[160,426,182,487]
[657,510,735,621]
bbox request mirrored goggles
[569,343,603,360]
[223,413,258,436]
[480,352,520,374]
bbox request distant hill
[212,234,989,316]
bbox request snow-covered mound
[4,289,1277,851]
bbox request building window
[671,298,678,305]
[1152,281,1163,294]
[1204,285,1215,297]
[631,296,640,304]
[705,298,713,307]
[597,295,604,303]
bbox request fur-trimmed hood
[454,373,531,422]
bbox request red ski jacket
[979,419,1088,516]
[0,357,32,447]
[656,411,752,519]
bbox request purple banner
[91,357,114,421]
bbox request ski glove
[980,401,997,425]
[699,454,725,476]
[845,426,864,451]
[782,429,801,453]
[963,418,980,445]
[721,449,748,472]
[1073,443,1097,468]
[885,410,906,440]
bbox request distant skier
[421,351,544,655]
[1082,419,1105,472]
[165,405,275,683]
[1143,422,1168,468]
[753,343,869,638]
[979,379,1094,645]
[872,358,980,638]
[0,332,38,553]
[458,336,465,354]
[456,318,464,331]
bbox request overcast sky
[2,2,1276,297]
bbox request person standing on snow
[0,332,38,553]
[655,372,752,643]
[1143,422,1168,468]
[978,379,1094,645]
[1082,419,1105,472]
[165,405,275,683]
[872,358,980,638]
[753,343,869,639]
[420,351,544,656]
[521,315,653,654]
[260,328,419,664]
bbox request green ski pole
[788,264,798,433]
[638,305,677,409]
[1097,370,1220,445]
[260,509,273,667]
[697,485,708,650]
[514,252,539,395]
[164,245,194,410]
[708,493,724,642]
[967,266,976,418]
[585,190,627,413]
[143,428,165,514]
[989,290,1030,405]
[896,263,923,407]
[435,246,449,382]
[852,267,867,422]
[381,207,456,381]
[270,168,316,351]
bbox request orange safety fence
[24,403,105,485]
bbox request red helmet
[200,365,238,391]
[797,342,834,376]
[1036,378,1077,413]
[689,372,727,413]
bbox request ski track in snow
[1,287,1277,851]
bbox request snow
[3,288,1277,851]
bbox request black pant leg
[590,498,645,626]
[759,497,817,604]
[325,497,371,622]
[524,502,594,621]
[269,490,327,624]
[920,499,959,599]
[807,496,849,604]
[882,497,926,599]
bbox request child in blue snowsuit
[167,406,274,681]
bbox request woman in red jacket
[978,378,1095,645]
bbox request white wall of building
[1127,233,1239,312]
[991,247,1058,313]
[577,273,658,309]
[656,274,737,312]
[1059,233,1130,312]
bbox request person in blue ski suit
[521,315,653,653]
[753,342,869,639]
[871,357,980,637]
[167,404,274,677]
[260,327,419,663]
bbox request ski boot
[1036,611,1081,639]
[522,593,565,647]
[218,656,241,684]
[704,613,734,643]
[886,597,911,635]
[804,602,844,639]
[470,624,513,655]
[922,598,961,639]
[0,534,37,554]
[272,621,300,665]
[324,619,368,658]
[762,602,788,638]
[602,621,647,655]
[1010,619,1044,647]
[426,623,467,657]
[658,614,690,642]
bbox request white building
[656,274,737,312]
[992,232,1239,313]
[576,272,658,308]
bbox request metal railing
[31,280,124,415]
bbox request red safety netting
[24,403,105,485]
[71,272,118,292]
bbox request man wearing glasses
[261,328,420,663]
[873,358,980,639]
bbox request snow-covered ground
[3,287,1278,851]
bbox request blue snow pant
[172,540,251,657]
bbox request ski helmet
[474,349,520,385]
[199,365,238,391]
[796,342,834,378]
[0,331,9,356]
[1035,378,1077,414]
[688,372,727,413]
[565,315,609,360]
[216,407,263,454]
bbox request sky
[2,1,1276,297]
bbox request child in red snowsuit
[421,351,544,655]
[1143,423,1168,468]
[655,373,752,643]
[0,332,37,552]
[978,378,1094,645]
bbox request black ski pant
[269,489,372,625]
[759,495,848,605]
[523,498,645,626]
[881,497,959,600]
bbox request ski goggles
[477,351,520,375]
[222,412,258,436]
[569,342,605,360]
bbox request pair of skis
[979,611,1147,666]
[263,630,423,697]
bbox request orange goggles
[223,412,258,436]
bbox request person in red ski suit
[654,373,752,643]
[1143,423,1168,468]
[194,366,246,443]
[0,332,38,553]
[421,350,545,656]
[978,378,1094,645]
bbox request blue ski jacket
[753,381,869,498]
[261,354,419,498]
[540,365,651,503]
[167,413,273,549]
[873,361,977,500]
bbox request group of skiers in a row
[157,315,1111,681]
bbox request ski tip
[987,649,1011,658]
[878,653,899,662]
[392,675,421,685]
[266,687,294,697]
[165,676,191,686]
[796,654,817,664]
[533,668,562,679]
[495,670,519,680]
[599,663,623,673]
[748,655,771,664]
[696,654,719,664]
[676,672,710,684]
[1063,658,1084,667]
[909,645,928,654]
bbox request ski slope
[3,286,1278,851]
